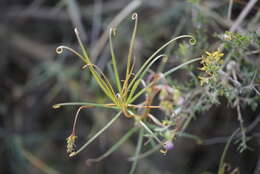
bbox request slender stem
[218,129,239,174]
[129,57,202,104]
[53,102,119,110]
[227,0,234,21]
[21,148,60,174]
[128,35,196,91]
[163,57,202,77]
[128,144,161,161]
[230,0,258,32]
[87,127,139,163]
[70,112,122,157]
[72,106,93,134]
[129,128,144,174]
[139,120,162,144]
[109,28,122,93]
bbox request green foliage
[54,7,259,174]
[54,13,199,164]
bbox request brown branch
[202,115,260,145]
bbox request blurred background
[0,0,260,174]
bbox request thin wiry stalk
[69,112,122,157]
[72,106,92,135]
[128,144,161,161]
[87,127,139,164]
[129,57,202,104]
[109,28,122,93]
[121,13,138,100]
[227,0,234,21]
[53,102,119,110]
[129,128,144,174]
[82,63,118,104]
[139,120,162,144]
[218,129,239,174]
[74,28,118,104]
[21,148,60,174]
[163,57,202,76]
[127,54,167,103]
[56,46,86,62]
[127,35,196,93]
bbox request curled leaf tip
[132,13,138,20]
[69,152,77,157]
[160,149,168,155]
[82,64,88,69]
[52,104,61,109]
[189,37,196,45]
[56,46,64,54]
[74,28,79,35]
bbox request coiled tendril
[56,46,85,62]
[189,37,196,45]
[131,12,138,20]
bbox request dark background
[0,0,260,174]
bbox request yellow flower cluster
[198,50,224,86]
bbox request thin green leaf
[128,144,161,161]
[129,128,144,174]
[52,102,119,110]
[74,28,117,103]
[218,129,239,174]
[83,64,118,104]
[163,57,202,76]
[122,13,138,96]
[128,35,196,91]
[109,28,122,93]
[86,127,139,164]
[70,112,122,157]
[127,54,166,103]
[139,120,162,144]
[129,57,201,104]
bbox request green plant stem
[87,127,139,163]
[127,35,196,99]
[53,102,119,110]
[218,129,239,174]
[109,28,122,93]
[129,57,202,104]
[128,144,161,161]
[163,57,202,76]
[129,128,144,174]
[71,112,122,156]
[21,148,60,174]
[139,120,161,144]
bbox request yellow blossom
[198,50,224,86]
[198,76,209,86]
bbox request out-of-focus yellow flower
[198,76,210,86]
[198,50,224,86]
[200,50,224,72]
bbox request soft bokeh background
[1,0,260,174]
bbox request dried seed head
[66,134,77,154]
